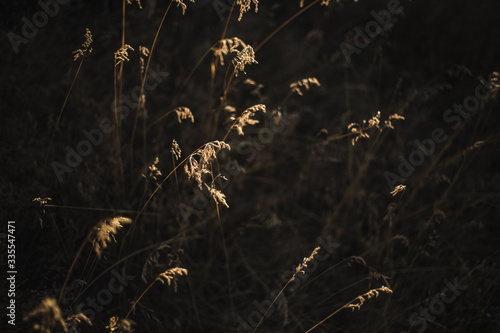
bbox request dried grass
[171,139,182,160]
[175,0,195,15]
[142,157,162,182]
[213,38,247,66]
[72,28,93,61]
[107,316,134,333]
[126,0,142,9]
[156,267,189,290]
[93,216,132,258]
[305,286,393,332]
[174,106,195,123]
[184,141,231,190]
[290,77,321,96]
[232,45,258,76]
[236,0,259,21]
[114,44,134,66]
[234,104,266,135]
[348,111,405,145]
[24,298,91,333]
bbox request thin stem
[254,0,319,53]
[121,143,208,246]
[125,279,158,319]
[45,204,158,216]
[304,286,393,333]
[68,238,191,308]
[304,299,355,333]
[252,279,294,333]
[221,0,235,41]
[130,0,174,160]
[113,62,125,198]
[47,209,70,264]
[152,1,236,127]
[118,0,126,112]
[44,58,85,170]
[172,154,181,201]
[153,45,215,126]
[212,169,235,321]
[58,231,93,304]
[253,248,320,332]
[208,0,236,140]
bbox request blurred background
[1,0,500,332]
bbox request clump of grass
[58,217,132,304]
[24,297,91,333]
[24,298,66,333]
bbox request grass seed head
[24,298,67,333]
[236,0,259,21]
[232,45,258,76]
[175,0,195,15]
[235,104,266,135]
[93,217,132,258]
[73,28,93,61]
[114,44,134,66]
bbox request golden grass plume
[290,77,321,96]
[72,28,93,61]
[234,104,266,135]
[93,216,132,258]
[184,141,231,190]
[174,106,195,123]
[107,316,134,333]
[175,0,195,15]
[24,298,91,333]
[232,45,258,76]
[213,37,247,66]
[236,0,259,21]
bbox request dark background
[1,0,500,332]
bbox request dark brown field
[2,1,500,332]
